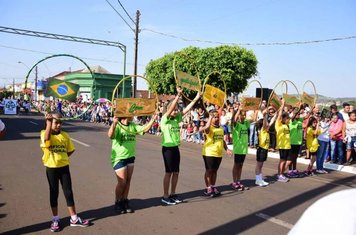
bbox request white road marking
[29,121,39,125]
[255,213,294,229]
[71,138,90,147]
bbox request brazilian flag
[45,78,79,101]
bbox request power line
[104,0,134,32]
[0,44,145,67]
[117,0,135,24]
[141,28,356,46]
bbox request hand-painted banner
[115,98,156,117]
[240,97,260,110]
[283,93,300,107]
[203,84,225,108]
[45,77,79,101]
[302,92,315,107]
[269,92,282,110]
[176,70,201,92]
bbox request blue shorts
[113,157,135,171]
[346,137,356,150]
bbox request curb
[227,145,356,175]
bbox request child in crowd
[40,112,89,232]
[108,114,156,214]
[200,110,232,197]
[305,116,320,175]
[255,109,277,186]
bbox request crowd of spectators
[3,95,355,166]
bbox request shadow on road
[199,175,356,235]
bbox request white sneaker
[255,180,269,187]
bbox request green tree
[145,45,258,97]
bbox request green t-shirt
[111,122,144,166]
[161,112,183,147]
[232,120,250,154]
[289,118,303,145]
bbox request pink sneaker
[70,217,89,227]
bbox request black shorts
[279,149,290,160]
[162,146,180,173]
[203,156,222,170]
[310,151,317,157]
[256,147,268,162]
[234,154,246,164]
[290,144,301,155]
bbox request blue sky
[0,0,355,97]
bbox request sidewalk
[227,145,356,175]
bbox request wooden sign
[302,92,315,107]
[203,84,226,107]
[283,93,300,107]
[176,70,201,92]
[240,97,260,110]
[269,92,282,110]
[115,98,156,117]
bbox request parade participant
[200,110,232,197]
[275,99,291,182]
[286,106,304,178]
[108,113,156,213]
[255,109,277,186]
[40,112,89,232]
[160,87,201,205]
[343,110,356,165]
[305,116,320,175]
[230,107,251,190]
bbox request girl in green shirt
[108,115,156,214]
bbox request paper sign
[240,97,261,110]
[176,70,201,92]
[283,93,300,107]
[269,92,282,110]
[302,92,315,107]
[115,98,156,117]
[203,84,226,107]
[4,99,17,115]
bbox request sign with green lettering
[176,70,201,92]
[115,98,156,117]
[283,93,300,107]
[269,92,282,110]
[240,97,260,110]
[302,92,315,107]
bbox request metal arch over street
[0,25,127,77]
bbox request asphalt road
[0,113,355,235]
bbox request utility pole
[35,66,38,101]
[133,10,140,98]
[13,78,15,97]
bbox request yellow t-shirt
[258,128,270,150]
[40,130,75,168]
[306,127,320,153]
[275,119,291,150]
[202,126,224,157]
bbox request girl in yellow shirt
[305,116,320,176]
[40,112,89,232]
[255,109,277,186]
[200,110,232,197]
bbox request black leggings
[46,165,75,207]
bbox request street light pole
[18,61,37,101]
